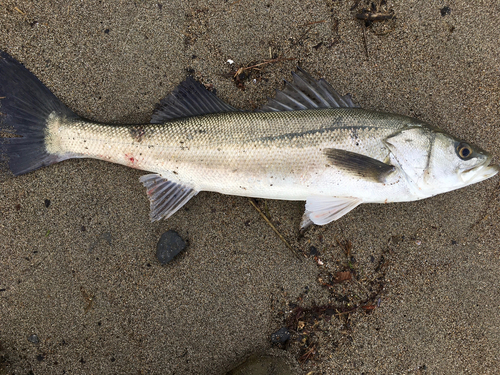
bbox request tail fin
[0,51,78,176]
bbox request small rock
[44,199,50,208]
[156,231,186,264]
[271,327,290,346]
[27,334,39,344]
[440,6,451,17]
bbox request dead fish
[0,51,497,227]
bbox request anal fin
[140,174,198,221]
[301,196,362,228]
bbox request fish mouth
[461,156,499,184]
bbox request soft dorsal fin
[150,77,240,123]
[139,174,198,221]
[259,67,360,112]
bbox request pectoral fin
[301,196,362,228]
[140,174,198,221]
[324,148,395,183]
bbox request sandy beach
[1,1,499,373]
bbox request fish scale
[47,109,414,200]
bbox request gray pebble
[27,334,39,344]
[156,230,186,264]
[271,327,290,346]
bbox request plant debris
[80,286,95,314]
[228,57,295,90]
[333,271,352,283]
[282,235,391,365]
[353,0,397,58]
[355,0,395,26]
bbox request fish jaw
[460,155,499,185]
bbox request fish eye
[456,142,473,160]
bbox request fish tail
[0,51,79,176]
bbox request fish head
[385,126,499,197]
[425,132,499,191]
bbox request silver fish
[0,51,498,227]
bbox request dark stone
[271,327,290,346]
[156,231,186,264]
[309,246,319,256]
[44,199,50,208]
[104,29,110,34]
[27,334,39,344]
[440,6,451,16]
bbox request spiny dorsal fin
[259,67,360,112]
[150,77,240,123]
[140,174,198,221]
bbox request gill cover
[384,127,434,186]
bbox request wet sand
[1,1,499,373]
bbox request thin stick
[248,199,302,260]
[14,7,26,15]
[233,57,295,78]
[362,24,369,59]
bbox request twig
[14,6,26,15]
[248,199,303,260]
[233,57,295,78]
[334,307,357,317]
[228,0,243,7]
[362,23,369,59]
[355,12,394,21]
[293,26,313,46]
